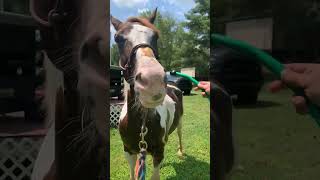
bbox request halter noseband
[120,43,159,84]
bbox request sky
[110,0,196,44]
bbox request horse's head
[111,8,167,108]
[30,0,108,178]
[30,0,109,138]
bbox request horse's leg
[177,120,183,157]
[151,151,164,180]
[124,151,137,180]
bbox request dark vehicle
[166,72,193,95]
[211,46,263,104]
[110,65,124,100]
[0,11,42,121]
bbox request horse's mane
[127,17,160,36]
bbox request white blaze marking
[125,24,155,47]
[155,95,176,143]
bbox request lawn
[230,85,320,180]
[110,90,210,179]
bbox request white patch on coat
[120,102,127,121]
[155,95,176,143]
[32,54,63,180]
[124,152,137,180]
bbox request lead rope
[135,118,148,180]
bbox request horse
[210,51,234,180]
[30,0,109,179]
[111,9,184,180]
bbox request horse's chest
[119,101,176,154]
[119,112,165,154]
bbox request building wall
[226,18,273,50]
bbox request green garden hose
[212,33,320,126]
[170,71,210,99]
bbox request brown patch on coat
[140,47,155,57]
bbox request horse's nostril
[152,93,163,101]
[135,73,142,81]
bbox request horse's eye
[115,34,126,43]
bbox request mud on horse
[30,0,109,179]
[111,9,184,180]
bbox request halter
[120,43,159,84]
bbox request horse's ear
[111,15,123,31]
[148,8,158,24]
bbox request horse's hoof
[177,149,184,158]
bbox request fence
[110,102,124,128]
[0,135,44,180]
[0,101,123,180]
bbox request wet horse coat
[111,9,184,180]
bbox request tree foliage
[110,44,120,66]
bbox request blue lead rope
[135,148,147,180]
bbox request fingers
[285,63,310,73]
[281,69,306,89]
[199,81,208,85]
[197,83,207,90]
[291,96,308,114]
[268,80,286,93]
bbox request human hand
[268,63,320,114]
[195,81,210,97]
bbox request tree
[140,10,183,71]
[110,44,119,66]
[182,0,210,78]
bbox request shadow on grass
[163,154,210,180]
[234,100,282,109]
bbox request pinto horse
[111,9,184,180]
[30,0,108,179]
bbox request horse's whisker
[56,116,80,135]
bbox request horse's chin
[139,97,165,108]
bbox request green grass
[110,91,210,180]
[230,85,320,180]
